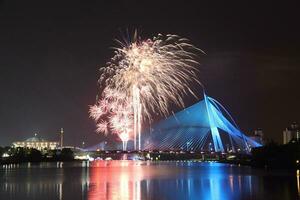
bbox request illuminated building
[283,129,293,144]
[12,134,59,150]
[283,122,299,144]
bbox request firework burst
[99,33,203,119]
[90,32,202,150]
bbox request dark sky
[0,1,299,146]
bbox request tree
[60,148,74,161]
[28,148,43,162]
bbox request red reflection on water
[88,160,143,200]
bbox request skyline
[0,1,300,146]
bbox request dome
[25,136,45,142]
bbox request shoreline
[1,158,298,170]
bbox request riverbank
[0,147,75,165]
[250,140,300,169]
[1,141,299,169]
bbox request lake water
[0,161,299,200]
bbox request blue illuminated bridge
[142,94,262,153]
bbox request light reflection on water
[0,161,298,200]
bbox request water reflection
[88,161,143,200]
[0,162,89,200]
[297,170,300,197]
[0,161,298,200]
[86,161,297,200]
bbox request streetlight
[209,142,213,152]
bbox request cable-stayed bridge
[85,94,262,155]
[143,94,262,153]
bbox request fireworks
[100,33,202,119]
[90,32,202,150]
[96,121,109,135]
[119,132,129,151]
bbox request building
[12,134,59,150]
[249,128,264,145]
[283,129,292,145]
[283,122,299,144]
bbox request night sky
[0,1,299,146]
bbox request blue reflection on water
[135,162,296,200]
[140,162,249,200]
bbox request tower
[204,94,224,152]
[60,128,64,149]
